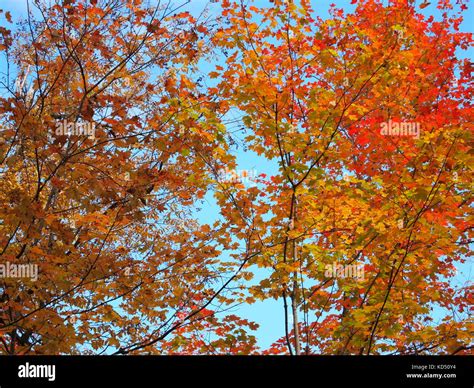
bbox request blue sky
[0,0,472,352]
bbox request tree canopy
[0,0,472,355]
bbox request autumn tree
[0,0,257,354]
[211,0,472,355]
[0,0,472,355]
